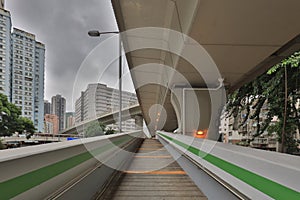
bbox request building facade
[221,100,279,151]
[34,42,45,131]
[219,112,229,142]
[44,100,51,115]
[11,28,45,132]
[65,112,75,129]
[44,114,59,134]
[75,83,138,132]
[0,8,11,99]
[0,3,45,132]
[51,94,66,131]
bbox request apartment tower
[75,83,138,132]
[0,7,11,98]
[11,28,45,132]
[51,94,66,131]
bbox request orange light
[194,129,207,138]
[197,131,204,135]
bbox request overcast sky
[6,0,135,111]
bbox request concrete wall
[0,131,143,199]
[158,131,300,200]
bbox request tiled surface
[105,139,207,200]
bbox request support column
[134,114,143,130]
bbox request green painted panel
[0,136,131,200]
[158,132,300,200]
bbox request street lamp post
[88,30,122,133]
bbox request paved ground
[104,139,207,200]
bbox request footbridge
[1,1,300,199]
[0,131,299,199]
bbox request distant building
[0,8,11,99]
[222,100,278,151]
[11,28,45,132]
[44,100,51,115]
[51,94,66,131]
[34,41,46,131]
[75,83,138,132]
[219,112,229,142]
[65,112,75,129]
[44,114,59,134]
[0,4,45,132]
[222,111,254,145]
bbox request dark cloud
[6,0,135,111]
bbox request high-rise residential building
[34,42,45,131]
[0,8,11,99]
[11,28,45,132]
[51,94,66,131]
[44,114,59,134]
[221,100,279,151]
[65,112,75,129]
[44,100,51,115]
[75,91,85,122]
[0,4,45,132]
[75,83,138,132]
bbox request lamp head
[88,30,101,37]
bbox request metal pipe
[118,34,122,133]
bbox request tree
[84,120,106,137]
[0,94,21,136]
[105,127,116,135]
[83,120,118,137]
[226,52,300,154]
[266,52,300,153]
[18,117,36,139]
[0,94,36,136]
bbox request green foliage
[267,52,300,74]
[268,121,298,154]
[84,120,117,137]
[226,51,300,153]
[0,94,36,136]
[84,120,106,137]
[19,117,36,139]
[105,127,116,135]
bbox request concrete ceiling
[111,0,300,133]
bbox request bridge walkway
[102,139,207,200]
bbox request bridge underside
[112,0,300,134]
